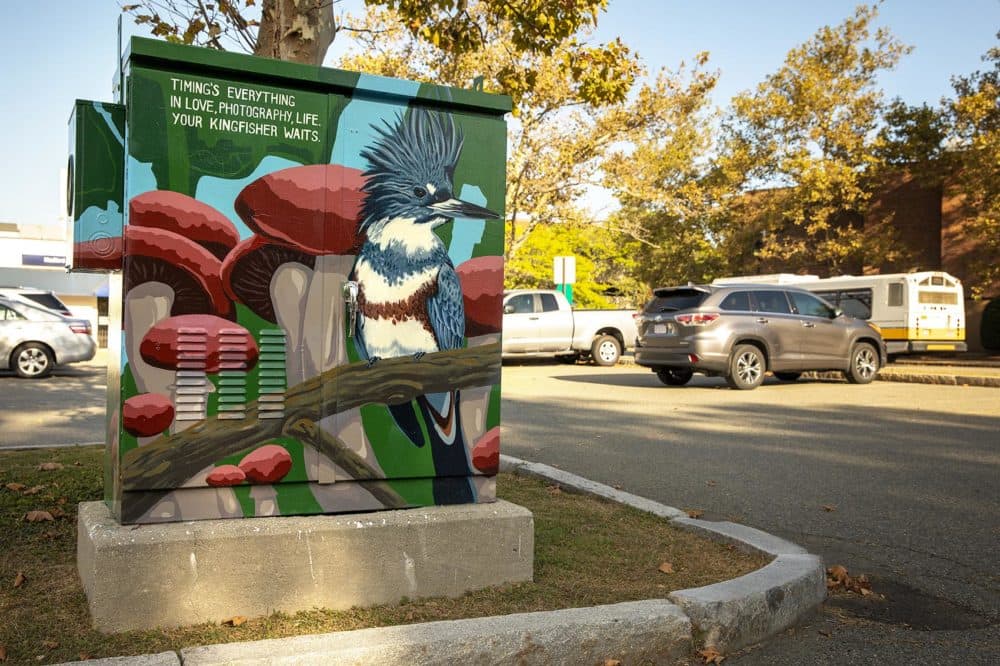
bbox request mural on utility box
[71,40,508,524]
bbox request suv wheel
[591,334,621,366]
[13,343,54,379]
[656,368,693,386]
[726,344,765,390]
[845,342,879,384]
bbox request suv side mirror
[504,304,515,315]
[833,308,843,319]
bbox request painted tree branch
[120,343,500,521]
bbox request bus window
[839,289,872,319]
[888,283,904,307]
[919,291,958,304]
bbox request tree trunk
[256,0,336,65]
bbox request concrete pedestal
[77,500,534,633]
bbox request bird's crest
[359,109,465,229]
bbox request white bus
[712,271,966,355]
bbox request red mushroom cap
[140,314,259,372]
[220,235,317,322]
[74,236,123,270]
[124,225,233,319]
[457,256,504,337]
[471,427,500,474]
[234,164,366,255]
[239,444,293,484]
[206,465,246,487]
[122,393,174,437]
[130,190,240,261]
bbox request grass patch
[0,446,769,664]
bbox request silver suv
[634,284,886,390]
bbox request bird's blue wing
[427,262,466,351]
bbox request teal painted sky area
[2,0,997,230]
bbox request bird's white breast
[362,318,438,359]
[354,259,439,304]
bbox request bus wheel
[846,343,879,384]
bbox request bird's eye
[413,187,427,198]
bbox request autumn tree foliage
[948,36,1000,297]
[121,0,633,105]
[721,4,910,275]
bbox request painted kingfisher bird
[352,108,500,504]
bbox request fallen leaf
[74,462,83,467]
[657,562,675,574]
[41,641,58,649]
[78,654,91,661]
[4,483,26,493]
[604,660,622,666]
[57,497,67,505]
[224,616,247,627]
[37,463,64,471]
[685,508,704,519]
[821,504,836,512]
[49,507,67,519]
[705,480,717,487]
[546,484,562,495]
[24,511,54,523]
[0,645,6,661]
[13,572,25,588]
[22,486,46,496]
[818,629,831,637]
[827,565,849,582]
[612,484,623,490]
[697,646,725,664]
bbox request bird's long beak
[430,197,500,220]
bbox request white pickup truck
[501,289,638,366]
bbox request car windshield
[645,288,710,313]
[22,293,69,313]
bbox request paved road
[502,362,1000,664]
[0,364,106,448]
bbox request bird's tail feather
[418,390,474,504]
[387,392,474,504]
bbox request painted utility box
[69,38,509,524]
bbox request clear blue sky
[2,0,997,231]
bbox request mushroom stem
[270,263,313,387]
[249,485,279,516]
[124,282,175,396]
[302,254,354,379]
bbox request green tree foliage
[505,216,644,308]
[949,35,1000,298]
[722,4,910,274]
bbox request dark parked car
[634,283,886,390]
[0,296,96,378]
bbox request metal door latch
[343,281,359,337]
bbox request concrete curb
[179,600,692,665]
[620,354,1000,388]
[58,457,825,665]
[499,456,826,653]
